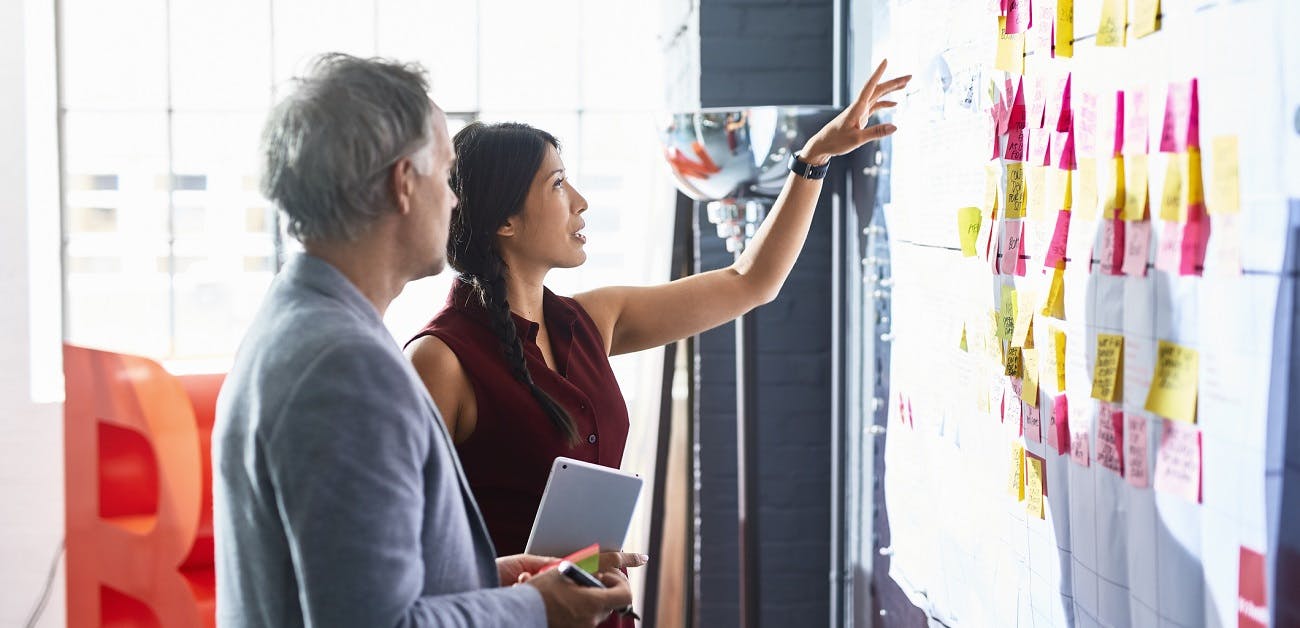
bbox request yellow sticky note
[1160,153,1186,222]
[1145,340,1199,423]
[996,16,1026,74]
[958,206,982,256]
[988,310,1005,363]
[1028,166,1048,221]
[1041,268,1065,320]
[1022,348,1040,407]
[1056,0,1074,58]
[1052,168,1073,211]
[1187,147,1204,206]
[1133,0,1161,38]
[1091,334,1124,402]
[960,324,969,351]
[1009,444,1026,501]
[1097,0,1127,47]
[1103,157,1126,220]
[1005,162,1028,219]
[1025,454,1045,519]
[1074,158,1099,221]
[1006,346,1023,377]
[1012,305,1035,348]
[1210,136,1241,215]
[985,165,1001,214]
[1000,286,1018,341]
[1053,330,1067,390]
[1123,154,1150,221]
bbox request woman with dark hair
[406,61,909,618]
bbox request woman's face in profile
[501,144,590,271]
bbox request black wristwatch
[788,152,831,180]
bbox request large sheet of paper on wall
[870,0,1300,625]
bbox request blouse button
[588,434,598,444]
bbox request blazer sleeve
[260,338,546,628]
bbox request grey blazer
[213,254,544,627]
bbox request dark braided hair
[448,121,580,446]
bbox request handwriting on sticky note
[1000,221,1024,275]
[1154,419,1201,503]
[1005,380,1023,433]
[1096,403,1125,475]
[1161,82,1192,154]
[1025,403,1042,443]
[1096,0,1127,47]
[1098,218,1126,276]
[1124,154,1149,221]
[1091,334,1124,402]
[1011,302,1034,348]
[1103,157,1125,219]
[1124,413,1150,487]
[1179,213,1209,277]
[958,207,982,256]
[1124,88,1149,154]
[1041,267,1065,319]
[1160,153,1186,222]
[1000,286,1017,341]
[1055,0,1074,57]
[1210,136,1241,215]
[1025,453,1045,519]
[1006,0,1030,33]
[996,16,1026,74]
[1145,340,1198,422]
[1133,0,1161,38]
[1022,348,1040,408]
[1006,128,1028,162]
[1043,209,1071,270]
[1009,443,1026,501]
[1071,428,1090,467]
[1006,346,1023,378]
[1123,219,1152,277]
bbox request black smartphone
[557,560,605,588]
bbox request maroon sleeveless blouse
[409,278,631,557]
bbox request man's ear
[389,158,417,215]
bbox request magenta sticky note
[1160,81,1193,154]
[1000,221,1024,275]
[1005,127,1028,161]
[1025,403,1042,443]
[1122,220,1152,277]
[1056,127,1077,170]
[1180,212,1210,277]
[1155,220,1182,272]
[1124,413,1150,488]
[1099,218,1126,276]
[1009,78,1028,130]
[1044,209,1071,269]
[1006,0,1029,33]
[1154,419,1202,503]
[1124,87,1149,155]
[1070,429,1091,467]
[1096,403,1125,476]
[1049,394,1070,455]
[1188,78,1200,150]
[1056,74,1073,132]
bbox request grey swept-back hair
[260,53,434,243]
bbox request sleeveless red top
[409,278,631,557]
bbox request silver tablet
[524,456,643,558]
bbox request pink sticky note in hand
[1096,403,1125,476]
[1099,218,1126,276]
[1044,209,1071,269]
[1124,413,1150,488]
[1180,212,1210,277]
[1122,220,1152,277]
[1154,418,1202,503]
[1155,220,1182,272]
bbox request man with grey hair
[213,53,632,627]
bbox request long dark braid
[448,122,580,446]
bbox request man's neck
[304,237,409,318]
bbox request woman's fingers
[857,123,899,145]
[848,59,890,121]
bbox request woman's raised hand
[800,59,911,165]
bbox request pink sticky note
[1030,127,1052,164]
[1049,394,1070,455]
[1180,212,1210,277]
[1154,419,1202,503]
[995,100,1010,136]
[1124,88,1149,154]
[1109,91,1126,158]
[1044,209,1071,269]
[1096,403,1125,476]
[1006,380,1024,435]
[1122,220,1152,277]
[1006,0,1030,33]
[1070,429,1091,467]
[1025,403,1042,443]
[1188,78,1200,150]
[1009,78,1028,130]
[1056,74,1073,132]
[1099,218,1126,276]
[1124,413,1150,488]
[1005,128,1028,161]
[1239,546,1269,628]
[990,112,1003,161]
[1000,221,1025,275]
[1155,220,1182,272]
[1077,92,1097,156]
[1056,127,1077,170]
[1160,81,1192,154]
